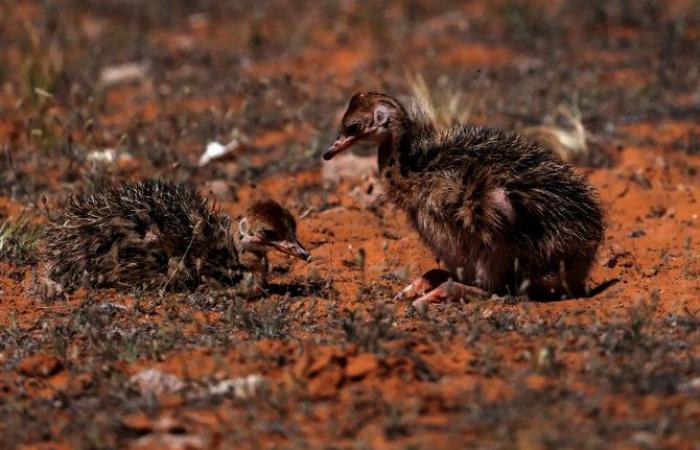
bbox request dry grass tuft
[0,215,43,265]
[521,104,609,166]
[406,72,473,130]
[7,6,65,104]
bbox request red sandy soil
[0,1,699,449]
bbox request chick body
[45,181,309,292]
[326,92,604,298]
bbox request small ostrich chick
[324,92,604,306]
[44,181,309,292]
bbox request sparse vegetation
[0,215,43,265]
[341,304,400,353]
[521,102,611,167]
[406,72,474,130]
[225,296,291,340]
[0,0,698,448]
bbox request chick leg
[412,280,488,309]
[394,269,452,301]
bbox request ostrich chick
[44,181,309,292]
[324,92,604,306]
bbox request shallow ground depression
[0,0,699,449]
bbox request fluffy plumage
[326,92,604,298]
[44,181,308,292]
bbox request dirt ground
[1,1,699,449]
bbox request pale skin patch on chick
[490,187,515,224]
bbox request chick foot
[412,280,488,309]
[394,269,452,301]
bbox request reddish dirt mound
[1,1,698,448]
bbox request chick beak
[272,240,311,262]
[323,134,356,160]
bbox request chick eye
[344,122,360,136]
[260,229,277,241]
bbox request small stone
[632,432,657,448]
[439,376,479,409]
[481,307,495,319]
[536,345,557,371]
[678,377,700,394]
[122,412,185,434]
[158,392,184,408]
[32,276,65,302]
[628,229,646,238]
[99,62,148,86]
[198,136,243,166]
[116,152,139,171]
[647,205,667,219]
[307,364,344,398]
[18,354,62,377]
[643,267,658,278]
[86,149,117,163]
[121,411,155,433]
[525,374,548,391]
[295,347,337,378]
[130,368,184,396]
[132,433,205,450]
[345,353,378,379]
[208,374,265,399]
[47,371,71,392]
[632,170,652,190]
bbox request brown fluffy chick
[44,181,309,292]
[324,92,604,306]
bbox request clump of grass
[499,1,548,42]
[383,404,414,439]
[11,7,65,106]
[0,146,50,200]
[406,72,473,130]
[0,215,43,265]
[521,104,587,161]
[341,304,399,353]
[225,297,290,339]
[628,297,656,340]
[521,103,611,167]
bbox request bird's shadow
[497,277,621,304]
[264,279,335,298]
[547,277,622,302]
[584,277,621,298]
